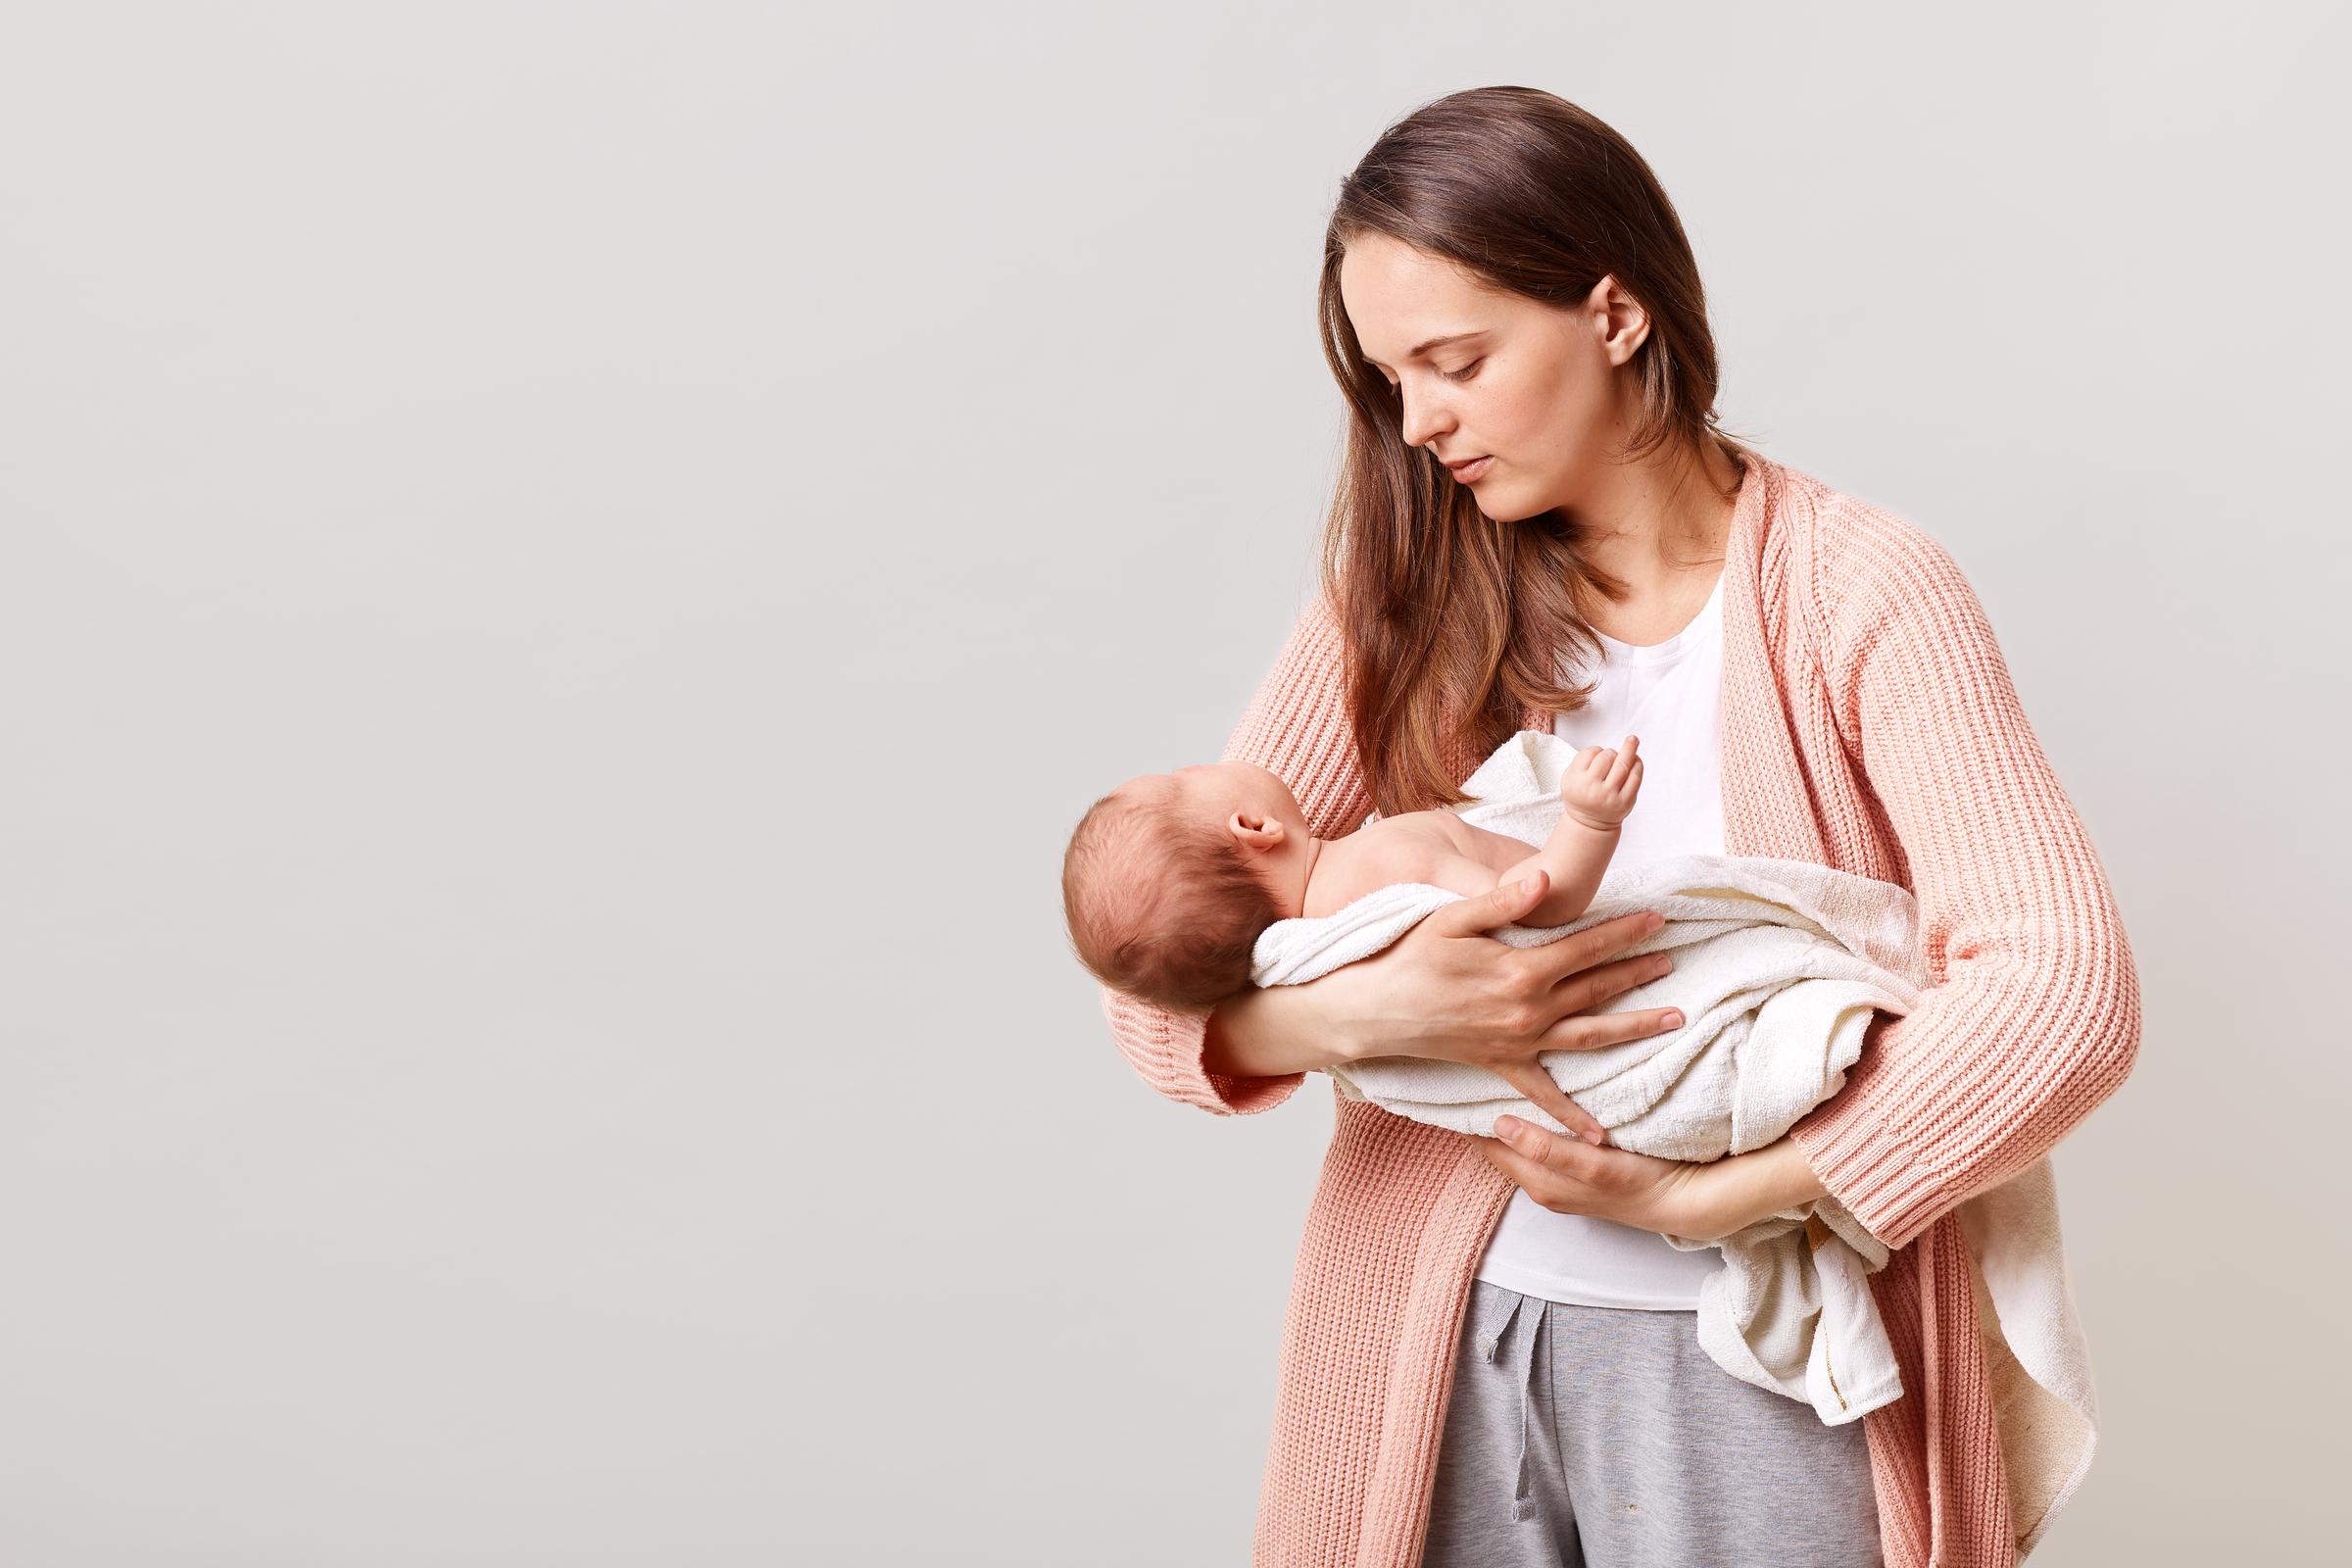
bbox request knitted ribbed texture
[1098,453,2140,1567]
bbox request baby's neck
[1292,836,1324,914]
[1296,833,1390,919]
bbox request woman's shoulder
[1769,462,1961,584]
[1765,462,1984,655]
[1278,588,1348,659]
[1240,589,1352,698]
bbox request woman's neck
[1569,439,1742,642]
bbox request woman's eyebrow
[1362,329,1487,368]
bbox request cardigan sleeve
[1788,514,2142,1250]
[1097,592,1378,1115]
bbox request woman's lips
[1446,456,1494,482]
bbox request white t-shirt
[1470,568,1728,1310]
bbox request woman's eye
[1442,359,1484,383]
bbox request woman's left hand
[1473,1116,1833,1243]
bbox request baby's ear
[1227,809,1285,846]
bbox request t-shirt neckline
[1590,569,1725,667]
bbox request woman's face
[1338,231,1646,520]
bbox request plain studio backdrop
[4,3,2346,1563]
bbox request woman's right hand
[1311,867,1678,1145]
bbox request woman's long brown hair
[1315,86,1758,817]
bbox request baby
[1063,735,1644,1010]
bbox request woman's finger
[1475,1116,1613,1202]
[1422,865,1550,938]
[1486,1058,1607,1145]
[1495,1113,1603,1174]
[1525,908,1661,986]
[1547,943,1674,1016]
[1537,999,1685,1054]
[1472,1132,1552,1196]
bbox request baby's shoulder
[1311,810,1495,912]
[1354,808,1474,865]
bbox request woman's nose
[1397,392,1449,452]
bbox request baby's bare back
[1307,738,1640,925]
[1315,810,1537,909]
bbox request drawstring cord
[1472,1285,1549,1524]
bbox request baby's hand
[1559,735,1643,829]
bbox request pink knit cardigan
[1099,452,2141,1567]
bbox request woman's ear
[1227,810,1287,851]
[1591,272,1650,364]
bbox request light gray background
[5,3,2345,1563]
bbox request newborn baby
[1063,735,1644,1010]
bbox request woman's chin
[1476,486,1547,523]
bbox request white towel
[1252,731,2093,1469]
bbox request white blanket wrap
[1250,731,2094,1472]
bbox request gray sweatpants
[1420,1279,1883,1567]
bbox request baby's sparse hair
[1062,780,1282,1010]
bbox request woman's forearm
[1201,981,1356,1081]
[1704,1136,1830,1235]
[1791,524,2142,1250]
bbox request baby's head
[1062,762,1313,1011]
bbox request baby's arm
[1497,737,1643,925]
[1364,738,1643,919]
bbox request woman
[1097,87,2138,1567]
